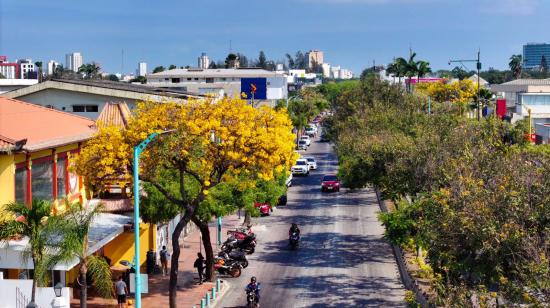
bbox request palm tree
[34,61,43,82]
[288,98,317,147]
[417,61,432,81]
[0,200,68,305]
[509,54,523,79]
[55,201,112,308]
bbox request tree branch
[140,177,184,205]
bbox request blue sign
[241,78,267,100]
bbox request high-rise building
[65,52,83,72]
[198,53,210,69]
[306,50,324,69]
[0,56,19,79]
[17,59,36,79]
[47,60,60,75]
[523,43,550,70]
[137,62,147,76]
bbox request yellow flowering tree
[76,97,295,307]
[416,79,477,104]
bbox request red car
[254,202,272,216]
[321,175,340,192]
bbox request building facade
[198,53,210,69]
[523,43,550,70]
[65,52,83,72]
[0,56,19,79]
[146,68,288,105]
[137,62,147,76]
[47,60,60,75]
[17,59,35,79]
[306,50,324,69]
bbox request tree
[286,53,295,69]
[55,202,112,308]
[168,64,177,70]
[34,61,43,82]
[107,74,119,82]
[509,54,523,79]
[225,53,239,68]
[295,51,307,69]
[257,51,267,69]
[541,55,548,74]
[451,66,468,80]
[238,53,249,68]
[208,62,217,69]
[130,76,147,84]
[78,63,101,79]
[152,66,165,73]
[0,200,70,305]
[76,98,296,307]
[416,60,431,81]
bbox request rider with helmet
[245,276,261,304]
[289,223,300,238]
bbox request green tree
[168,64,177,70]
[509,54,523,79]
[130,76,147,84]
[107,74,119,82]
[0,200,70,305]
[56,202,113,308]
[225,53,238,68]
[152,66,165,73]
[286,53,295,69]
[416,60,431,81]
[34,61,43,82]
[257,51,267,69]
[451,66,468,80]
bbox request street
[220,134,406,308]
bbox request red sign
[496,99,506,119]
[250,84,257,94]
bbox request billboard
[241,78,267,100]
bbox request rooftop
[96,102,132,129]
[498,79,550,86]
[147,68,285,78]
[0,97,97,152]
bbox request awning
[0,213,131,271]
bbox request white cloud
[481,0,540,16]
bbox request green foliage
[86,255,113,298]
[107,74,119,82]
[152,66,165,73]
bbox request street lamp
[51,282,67,308]
[132,130,174,308]
[449,50,482,120]
[54,282,63,297]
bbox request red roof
[96,102,132,129]
[0,97,97,152]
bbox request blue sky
[1,0,549,75]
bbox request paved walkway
[71,214,244,307]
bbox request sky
[0,0,549,75]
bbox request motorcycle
[246,283,261,308]
[221,234,256,254]
[213,257,242,278]
[289,232,299,250]
[218,250,249,269]
[227,226,254,240]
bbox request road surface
[220,133,405,308]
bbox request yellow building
[0,97,156,291]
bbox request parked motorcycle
[213,257,242,277]
[218,250,249,269]
[221,234,256,254]
[227,226,254,240]
[289,232,299,250]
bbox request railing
[16,286,29,308]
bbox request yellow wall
[0,155,15,206]
[103,223,157,270]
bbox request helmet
[251,276,257,283]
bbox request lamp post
[132,130,173,308]
[51,282,67,308]
[449,50,482,120]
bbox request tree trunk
[169,214,191,308]
[193,218,215,281]
[31,257,37,303]
[243,210,252,226]
[80,263,88,308]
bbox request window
[220,78,226,81]
[57,157,67,197]
[86,105,98,112]
[72,105,98,112]
[72,105,85,112]
[206,78,214,83]
[171,78,180,83]
[194,78,199,81]
[15,167,27,203]
[31,159,53,200]
[187,78,192,81]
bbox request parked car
[292,159,310,175]
[300,135,311,146]
[303,157,317,170]
[321,174,340,192]
[254,202,271,216]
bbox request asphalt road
[220,133,406,308]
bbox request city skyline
[0,0,549,75]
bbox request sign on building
[241,78,267,100]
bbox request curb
[192,279,228,308]
[211,280,230,308]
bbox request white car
[305,127,316,137]
[297,140,308,150]
[300,135,311,146]
[291,159,310,175]
[304,157,317,170]
[285,173,293,187]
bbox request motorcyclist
[245,276,261,303]
[289,223,300,238]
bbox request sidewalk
[71,214,245,307]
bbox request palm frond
[86,255,113,298]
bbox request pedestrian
[160,245,170,276]
[114,276,128,308]
[193,252,205,284]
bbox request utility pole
[449,50,482,120]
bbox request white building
[137,62,147,77]
[198,53,210,69]
[17,59,35,79]
[339,68,353,79]
[330,66,341,79]
[321,63,331,78]
[146,68,288,105]
[47,60,60,75]
[65,52,83,72]
[306,50,324,69]
[0,56,18,79]
[0,79,38,94]
[287,69,317,84]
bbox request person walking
[193,252,205,284]
[160,245,170,276]
[114,276,128,308]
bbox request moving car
[303,157,317,170]
[321,174,340,192]
[291,159,310,175]
[297,140,308,150]
[299,135,311,146]
[305,127,316,137]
